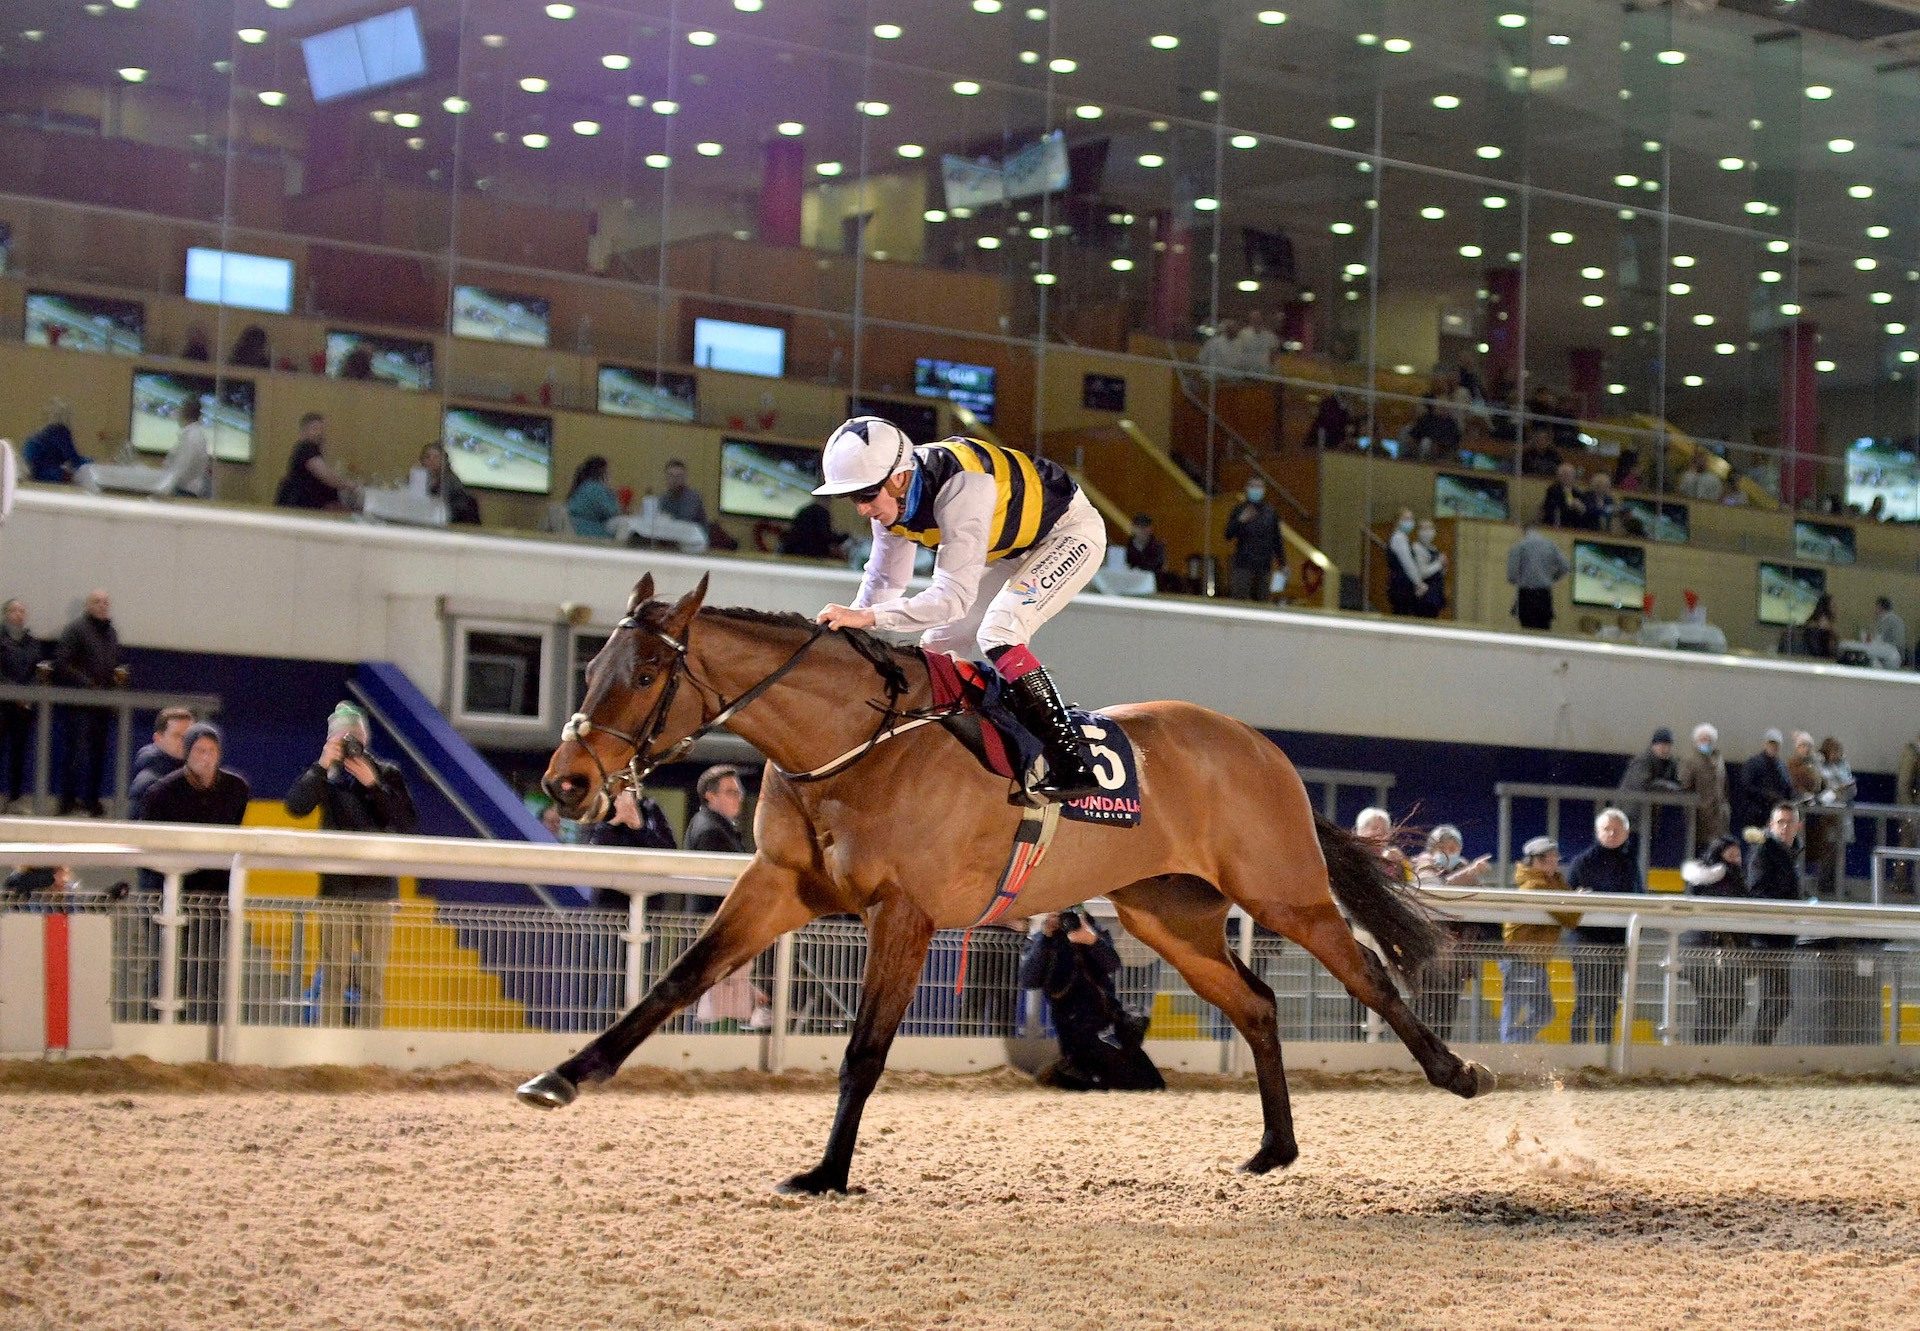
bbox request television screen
[693,318,785,377]
[130,372,255,464]
[1792,518,1857,565]
[1433,471,1510,521]
[451,285,551,347]
[24,291,144,355]
[1571,540,1647,611]
[913,358,996,424]
[942,130,1071,209]
[720,439,821,520]
[185,247,295,314]
[442,407,553,495]
[325,329,434,391]
[1845,440,1919,521]
[302,6,427,104]
[847,396,941,443]
[1083,373,1128,413]
[1620,497,1690,544]
[598,365,698,423]
[1757,561,1826,627]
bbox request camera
[1056,909,1083,934]
[339,736,368,762]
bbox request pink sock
[991,644,1041,681]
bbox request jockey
[813,417,1105,800]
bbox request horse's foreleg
[517,857,814,1109]
[777,897,935,1195]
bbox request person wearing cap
[1500,836,1582,1043]
[1563,808,1645,1045]
[1677,722,1730,852]
[1411,825,1495,1040]
[1735,728,1793,835]
[1618,727,1680,794]
[285,702,417,1028]
[140,722,250,1022]
[811,417,1106,799]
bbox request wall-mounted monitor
[130,371,255,464]
[1083,373,1128,413]
[24,291,144,355]
[1792,518,1857,565]
[451,285,551,347]
[1845,440,1918,521]
[693,318,785,377]
[1571,540,1647,611]
[1757,561,1826,627]
[1619,497,1690,544]
[185,247,295,314]
[847,396,941,443]
[325,329,434,391]
[302,6,427,104]
[1433,471,1510,521]
[597,365,698,423]
[442,406,553,495]
[720,439,821,520]
[913,358,996,424]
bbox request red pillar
[1148,208,1194,338]
[1483,266,1521,396]
[1778,320,1819,505]
[1567,347,1603,419]
[758,138,804,248]
[1280,299,1317,355]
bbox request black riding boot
[1003,667,1101,800]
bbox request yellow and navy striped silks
[885,437,1077,562]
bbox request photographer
[285,703,417,1029]
[1018,908,1163,1092]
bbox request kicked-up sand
[0,1061,1916,1330]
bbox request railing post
[1871,850,1884,906]
[112,700,135,818]
[1496,793,1512,886]
[32,699,52,811]
[1545,797,1560,850]
[154,871,184,1025]
[1659,931,1679,1047]
[767,930,794,1073]
[219,854,247,1064]
[1614,912,1641,1075]
[624,893,646,1010]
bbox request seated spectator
[418,442,480,525]
[22,400,87,484]
[1304,393,1352,450]
[159,396,213,499]
[1410,825,1495,1041]
[338,344,376,380]
[1410,518,1447,617]
[1407,396,1462,462]
[1540,462,1591,529]
[566,456,621,538]
[228,324,270,369]
[1586,471,1617,533]
[1122,513,1166,576]
[1018,908,1162,1091]
[1501,836,1581,1044]
[1674,450,1724,503]
[179,325,211,362]
[1618,727,1681,793]
[1519,425,1561,477]
[778,500,846,560]
[659,458,710,528]
[1680,834,1749,1043]
[128,706,195,820]
[1871,595,1908,667]
[1613,449,1644,493]
[686,765,747,852]
[274,413,355,510]
[140,722,250,1022]
[1564,808,1644,1045]
[1,598,44,813]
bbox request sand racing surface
[1,1064,1917,1330]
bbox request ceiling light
[692,140,720,155]
[1887,322,1908,335]
[1610,326,1631,337]
[1075,104,1102,119]
[1343,262,1368,277]
[258,90,287,107]
[481,33,505,47]
[1693,314,1715,326]
[1137,153,1164,168]
[1759,270,1782,283]
[1805,84,1832,100]
[371,109,393,123]
[1549,231,1574,245]
[1020,50,1039,63]
[1476,144,1502,159]
[924,210,948,224]
[572,121,600,136]
[1106,258,1133,273]
[1231,134,1258,149]
[1668,282,1691,295]
[20,28,43,39]
[117,67,148,82]
[1766,240,1791,254]
[1744,200,1769,215]
[1683,375,1703,387]
[1194,197,1219,211]
[236,28,267,44]
[265,0,292,7]
[1615,173,1640,188]
[1643,139,1662,153]
[1420,207,1445,220]
[776,121,803,135]
[1432,94,1460,110]
[1849,184,1874,199]
[442,96,469,114]
[626,93,646,107]
[1027,7,1047,18]
[1049,57,1077,73]
[1816,359,1836,372]
[602,53,631,70]
[1330,221,1354,235]
[1780,302,1802,316]
[977,236,1000,249]
[522,133,550,148]
[1033,272,1057,285]
[1329,115,1356,130]
[1201,90,1221,103]
[1498,12,1526,27]
[653,99,679,115]
[1483,195,1509,209]
[897,143,924,158]
[392,111,421,128]
[736,0,764,10]
[1257,11,1286,24]
[1459,244,1483,258]
[861,100,890,116]
[1548,32,1570,45]
[687,29,716,45]
[1582,294,1605,307]
[645,153,670,169]
[545,2,574,16]
[1904,351,1920,364]
[1580,267,1604,280]
[1856,256,1879,271]
[1828,138,1856,154]
[1715,342,1736,354]
[816,161,843,176]
[1872,291,1894,304]
[1383,37,1412,53]
[1867,224,1891,240]
[519,77,548,93]
[1356,33,1378,45]
[1150,34,1178,49]
[1608,384,1626,395]
[1656,49,1686,65]
[952,80,980,96]
[973,0,1002,11]
[1027,226,1049,239]
[873,22,901,39]
[1718,157,1746,172]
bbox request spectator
[1505,523,1569,631]
[1122,513,1166,577]
[1675,450,1724,503]
[778,500,846,560]
[127,706,195,820]
[1410,517,1447,618]
[54,589,124,817]
[566,456,621,538]
[1744,802,1805,1044]
[659,458,710,528]
[1407,396,1461,462]
[418,442,480,525]
[159,396,213,499]
[228,324,270,369]
[338,344,376,380]
[1196,319,1239,377]
[1228,310,1279,378]
[1587,471,1617,533]
[1411,824,1495,1040]
[1796,592,1837,660]
[1806,736,1856,897]
[685,765,747,852]
[1735,728,1792,834]
[284,702,418,1029]
[587,787,681,1008]
[1871,595,1908,667]
[1680,834,1749,1044]
[1304,393,1351,450]
[1018,908,1162,1091]
[1518,424,1561,477]
[1224,480,1282,602]
[1384,508,1425,617]
[1,598,42,813]
[1540,462,1591,529]
[1677,722,1731,853]
[140,722,250,1022]
[1898,728,1920,896]
[274,413,354,510]
[1619,727,1680,794]
[179,325,211,362]
[1613,449,1644,493]
[1353,805,1396,850]
[1564,808,1644,1045]
[22,400,87,484]
[1501,836,1581,1043]
[1785,730,1820,807]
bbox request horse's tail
[1313,813,1441,981]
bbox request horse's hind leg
[1111,876,1298,1173]
[517,857,815,1109]
[778,895,935,1196]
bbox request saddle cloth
[920,651,1142,829]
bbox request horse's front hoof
[775,1165,849,1196]
[516,1070,579,1110]
[1452,1059,1496,1099]
[1236,1135,1299,1175]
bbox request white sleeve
[851,523,915,610]
[1389,531,1422,582]
[865,472,994,635]
[159,426,207,496]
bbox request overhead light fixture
[687,30,716,46]
[1816,359,1836,372]
[1257,10,1286,24]
[265,0,293,7]
[873,22,902,39]
[1497,12,1526,27]
[1693,314,1715,326]
[236,28,267,43]
[1343,262,1367,277]
[1049,56,1077,73]
[1668,282,1691,295]
[1383,37,1412,53]
[602,54,631,70]
[1329,115,1356,130]
[1034,272,1057,286]
[1858,257,1879,271]
[1194,197,1219,211]
[645,153,670,169]
[897,143,924,158]
[1476,144,1502,159]
[1420,206,1445,220]
[925,209,947,222]
[1683,375,1704,388]
[1075,104,1102,119]
[117,67,148,82]
[1432,94,1460,109]
[1614,173,1640,188]
[1110,258,1136,274]
[442,96,469,114]
[1356,33,1378,45]
[1028,226,1050,239]
[952,80,980,95]
[1744,200,1769,215]
[626,93,646,107]
[1656,49,1686,65]
[1715,342,1736,355]
[545,2,574,17]
[1231,134,1257,149]
[1828,138,1856,154]
[736,0,764,10]
[1201,90,1220,102]
[652,99,679,114]
[860,100,890,116]
[1868,224,1891,239]
[21,28,43,39]
[1483,195,1509,209]
[1609,325,1631,337]
[393,111,421,128]
[1237,278,1261,292]
[258,90,287,106]
[1903,350,1920,364]
[1547,32,1570,45]
[1150,34,1178,49]
[816,161,843,176]
[1459,244,1483,258]
[572,121,599,136]
[1781,302,1802,316]
[522,133,550,148]
[480,33,505,48]
[1887,322,1907,335]
[1329,221,1354,235]
[777,120,804,135]
[1607,383,1627,395]
[1581,266,1604,280]
[1549,231,1574,245]
[1766,240,1790,253]
[973,0,1002,11]
[1582,294,1605,307]
[1026,7,1047,18]
[1849,184,1874,199]
[1805,84,1832,100]
[1019,50,1039,63]
[1871,291,1894,304]
[689,139,717,154]
[1759,270,1782,283]
[371,109,393,122]
[1718,156,1745,171]
[519,77,548,93]
[976,235,1000,249]
[1137,153,1164,168]
[1670,255,1695,269]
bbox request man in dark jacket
[1224,481,1282,602]
[1745,802,1804,1044]
[285,703,417,1028]
[127,707,195,820]
[1,598,44,810]
[1618,727,1680,793]
[54,589,123,816]
[140,723,250,1022]
[1562,807,1645,1045]
[1018,909,1162,1091]
[22,401,88,483]
[586,787,679,1013]
[1680,835,1750,1044]
[685,765,748,853]
[1736,728,1793,834]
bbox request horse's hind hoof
[775,1165,850,1196]
[516,1070,579,1110]
[1236,1132,1299,1175]
[1452,1059,1496,1099]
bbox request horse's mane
[663,602,919,694]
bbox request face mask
[1697,741,1713,755]
[1246,486,1265,503]
[1397,517,1415,534]
[1430,851,1462,870]
[1417,526,1435,543]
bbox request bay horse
[520,573,1493,1193]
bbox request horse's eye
[637,672,656,688]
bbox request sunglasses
[847,480,889,504]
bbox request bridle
[559,612,924,815]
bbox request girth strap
[954,801,1061,994]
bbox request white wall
[5,489,1918,766]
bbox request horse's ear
[661,573,709,636]
[626,574,655,617]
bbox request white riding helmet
[812,417,914,497]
